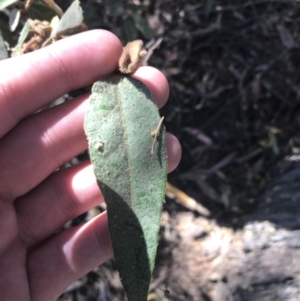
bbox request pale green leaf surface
[84,76,167,301]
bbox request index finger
[0,30,122,138]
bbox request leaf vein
[115,85,134,210]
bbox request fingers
[0,69,171,202]
[0,202,18,254]
[17,129,181,248]
[16,163,103,247]
[0,94,88,202]
[166,133,182,173]
[132,66,169,109]
[0,241,31,301]
[27,212,111,301]
[0,30,123,138]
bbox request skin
[0,30,181,301]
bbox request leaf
[0,30,8,60]
[0,0,17,10]
[133,14,153,40]
[12,21,30,56]
[0,18,14,45]
[50,0,83,39]
[27,1,58,21]
[50,15,60,29]
[9,8,20,32]
[84,75,167,301]
[121,17,138,43]
[42,0,83,47]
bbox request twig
[143,37,163,65]
[24,0,34,10]
[166,182,210,216]
[235,148,262,163]
[207,152,236,174]
[151,116,164,155]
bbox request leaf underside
[84,75,167,301]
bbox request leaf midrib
[116,84,134,211]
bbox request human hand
[0,30,181,301]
